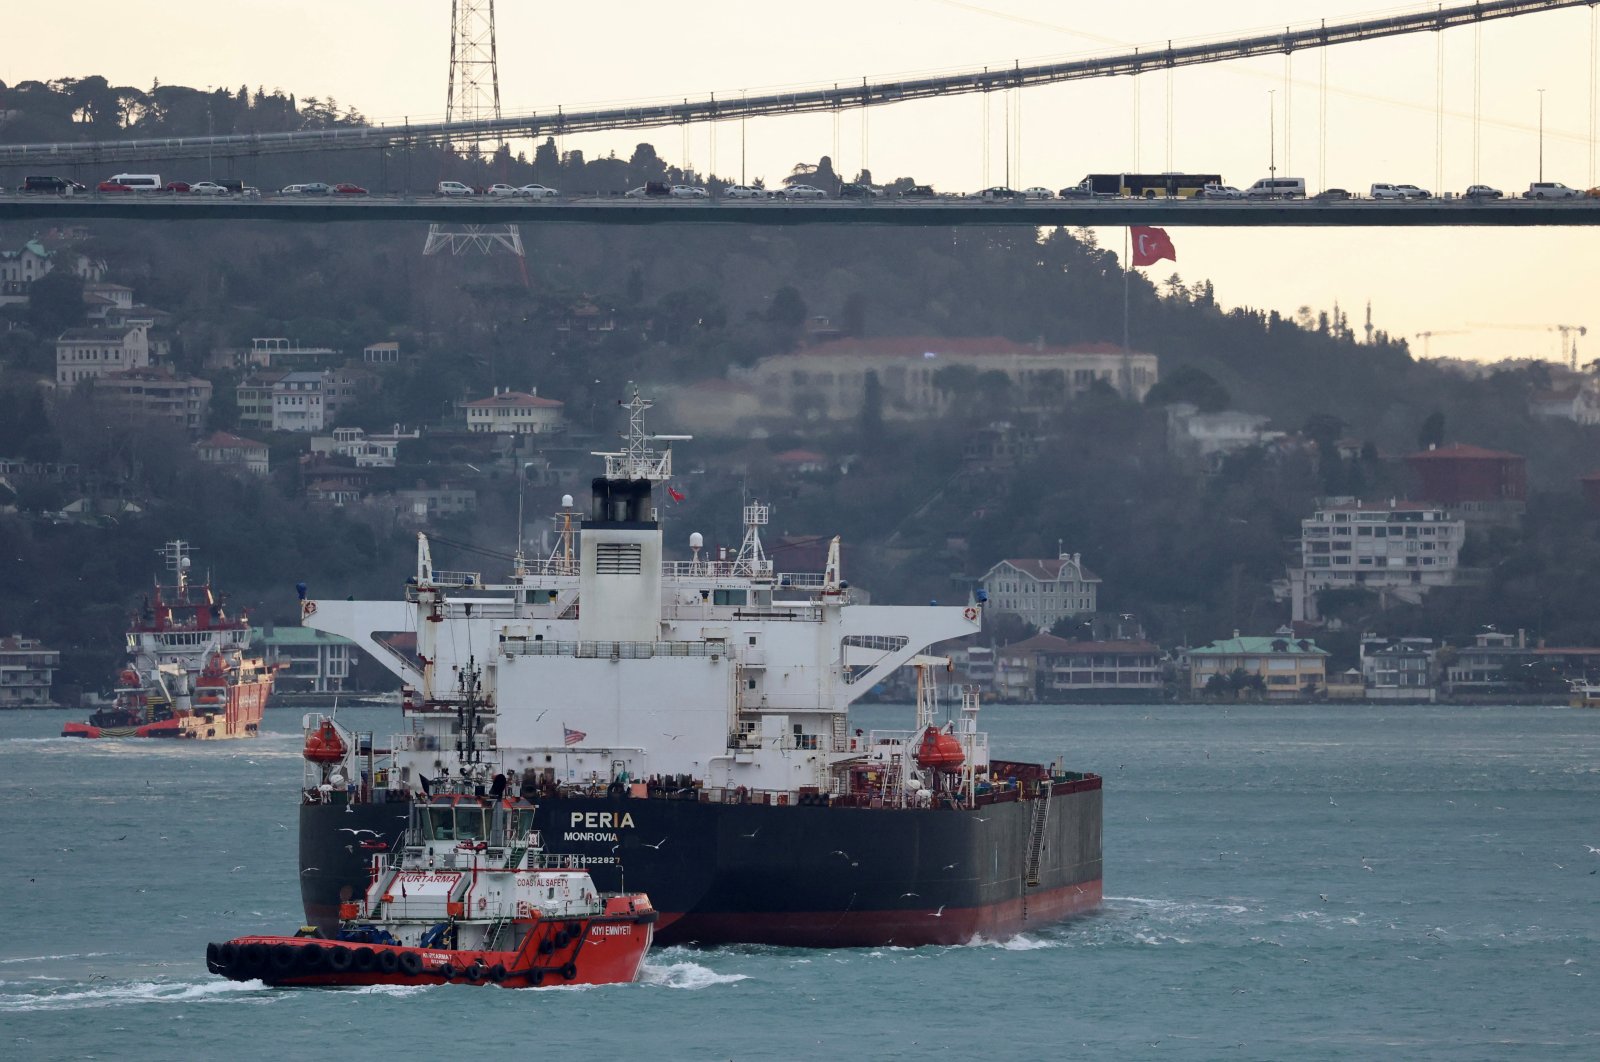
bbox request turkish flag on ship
[1130,225,1177,267]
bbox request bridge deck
[2,196,1597,226]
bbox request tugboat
[296,387,1102,947]
[63,541,275,739]
[207,789,655,988]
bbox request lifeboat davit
[914,726,966,771]
[303,719,347,764]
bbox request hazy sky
[7,0,1600,364]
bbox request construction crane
[1413,330,1471,357]
[1466,323,1589,370]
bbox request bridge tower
[423,0,525,260]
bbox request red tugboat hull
[208,909,654,988]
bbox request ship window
[713,589,747,606]
[423,808,452,840]
[454,808,486,841]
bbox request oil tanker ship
[63,541,274,739]
[297,389,1101,946]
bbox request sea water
[2,703,1596,1061]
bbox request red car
[333,183,368,195]
[164,181,191,193]
[97,181,134,193]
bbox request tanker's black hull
[301,781,1101,947]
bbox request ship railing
[426,570,483,588]
[500,639,722,659]
[658,602,823,622]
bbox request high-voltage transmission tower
[423,0,525,259]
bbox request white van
[108,173,161,191]
[1245,177,1305,199]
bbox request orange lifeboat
[119,668,142,688]
[303,719,347,764]
[914,726,966,771]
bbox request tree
[1418,410,1446,450]
[26,271,85,336]
[765,286,807,349]
[1143,364,1231,412]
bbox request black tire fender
[299,943,326,971]
[240,942,268,972]
[352,947,377,972]
[561,962,577,981]
[464,962,485,982]
[326,946,353,972]
[399,951,423,977]
[376,949,399,974]
[269,943,298,973]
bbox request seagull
[942,862,958,871]
[1319,894,1328,902]
[276,823,288,830]
[534,709,550,722]
[301,867,320,875]
[662,733,682,741]
[643,838,667,850]
[340,828,379,837]
[1329,798,1338,807]
[929,906,946,918]
[230,865,245,872]
[344,805,355,815]
[900,892,920,899]
[113,835,127,842]
[1584,845,1600,854]
[740,828,760,838]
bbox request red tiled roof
[1006,633,1080,653]
[197,431,265,450]
[465,391,563,409]
[1054,639,1160,653]
[794,336,1133,359]
[1406,442,1524,462]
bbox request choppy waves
[0,977,268,1013]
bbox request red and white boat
[208,786,655,988]
[62,540,275,739]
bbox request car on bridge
[1527,181,1580,199]
[97,180,136,193]
[898,184,937,199]
[19,175,85,194]
[722,185,767,199]
[190,181,230,196]
[515,184,559,198]
[1312,188,1352,201]
[163,181,191,193]
[484,183,518,197]
[1197,183,1246,199]
[437,180,474,197]
[333,183,368,195]
[1370,182,1429,200]
[1020,187,1055,200]
[1463,184,1502,199]
[625,182,671,198]
[839,183,883,199]
[778,184,827,199]
[670,185,709,198]
[976,186,1019,200]
[299,182,332,196]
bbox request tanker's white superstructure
[301,388,982,794]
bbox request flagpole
[1123,227,1131,353]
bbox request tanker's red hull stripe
[653,879,1103,948]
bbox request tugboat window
[455,808,487,841]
